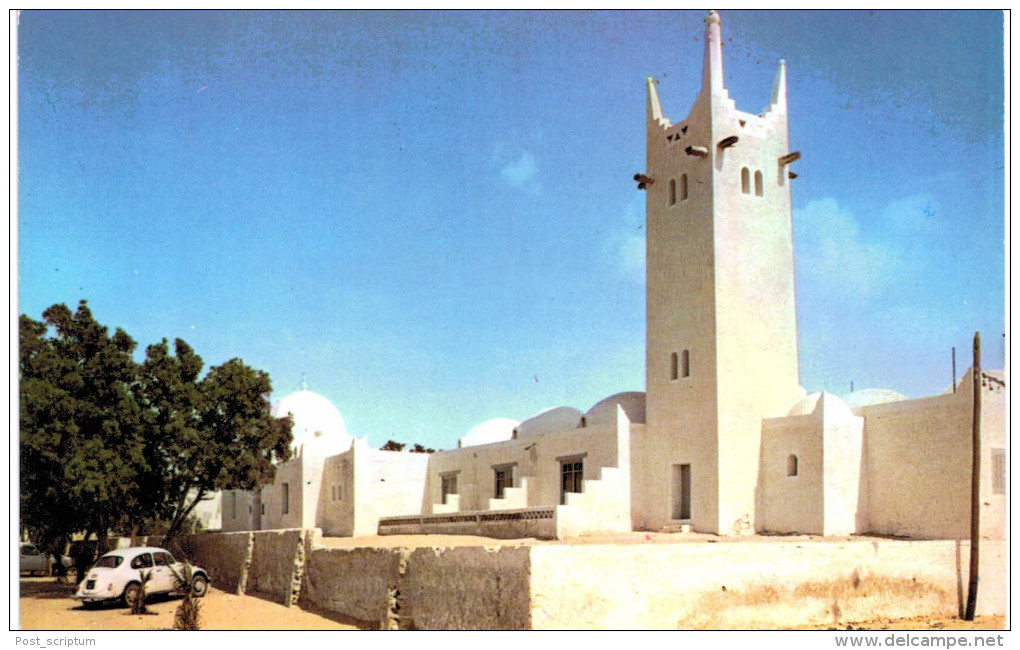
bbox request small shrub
[130,570,152,615]
[171,562,202,630]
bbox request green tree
[155,356,293,542]
[19,301,147,573]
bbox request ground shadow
[245,590,375,630]
[19,579,76,600]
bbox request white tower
[639,11,801,534]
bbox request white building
[222,11,1005,542]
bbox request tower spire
[646,76,664,126]
[770,59,787,111]
[701,10,724,96]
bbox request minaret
[638,11,801,535]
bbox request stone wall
[175,531,1006,629]
[529,539,1006,629]
[178,531,253,594]
[246,529,305,604]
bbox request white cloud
[500,152,540,193]
[882,193,942,237]
[619,234,646,284]
[794,197,900,300]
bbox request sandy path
[18,577,366,631]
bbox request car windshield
[94,555,123,569]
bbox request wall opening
[787,454,799,477]
[680,349,690,378]
[441,472,458,504]
[560,458,584,505]
[668,179,676,205]
[672,463,692,520]
[741,167,751,194]
[680,174,688,201]
[992,448,1006,494]
[670,352,679,381]
[754,170,764,197]
[494,464,515,499]
[281,482,290,515]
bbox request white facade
[223,12,1005,543]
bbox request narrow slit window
[680,174,688,201]
[741,167,751,194]
[680,349,690,378]
[670,352,679,381]
[281,482,290,515]
[992,448,1006,494]
[754,170,764,197]
[668,179,676,206]
[787,454,799,477]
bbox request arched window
[754,170,764,197]
[668,179,676,206]
[741,167,751,194]
[787,454,798,477]
[680,174,688,201]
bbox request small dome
[272,390,352,457]
[843,388,908,414]
[515,406,584,438]
[788,392,854,420]
[459,418,518,448]
[584,392,646,426]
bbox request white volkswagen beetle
[72,546,210,607]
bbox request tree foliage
[20,302,146,560]
[20,301,293,550]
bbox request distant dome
[788,392,854,420]
[584,392,646,426]
[459,418,518,448]
[272,390,352,457]
[515,406,584,438]
[843,388,908,414]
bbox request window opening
[754,170,764,197]
[441,473,458,504]
[787,454,799,477]
[741,167,751,194]
[494,465,514,499]
[560,459,584,505]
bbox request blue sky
[16,10,1005,450]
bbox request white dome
[272,390,352,457]
[843,388,908,414]
[459,418,518,448]
[515,406,584,438]
[584,392,646,426]
[788,391,854,420]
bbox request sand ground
[19,576,1003,631]
[18,577,367,631]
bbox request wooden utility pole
[964,332,981,620]
[952,346,957,393]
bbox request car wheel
[122,582,141,608]
[191,575,208,598]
